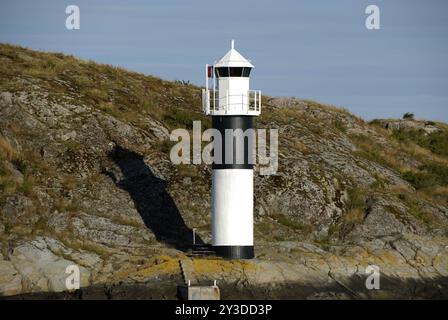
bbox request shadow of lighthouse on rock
[106,145,202,251]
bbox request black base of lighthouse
[213,246,254,259]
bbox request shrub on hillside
[402,163,448,189]
[392,129,448,157]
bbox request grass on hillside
[349,118,448,206]
[392,128,448,157]
[0,43,210,134]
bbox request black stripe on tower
[214,246,254,259]
[212,115,254,169]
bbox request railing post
[202,89,204,113]
[254,91,256,112]
[205,64,208,103]
[213,63,216,112]
[207,90,210,114]
[226,89,229,114]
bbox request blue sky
[1,0,447,121]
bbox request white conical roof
[215,40,254,68]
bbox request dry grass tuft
[0,136,17,161]
[343,208,365,223]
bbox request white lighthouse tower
[202,40,261,259]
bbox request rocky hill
[0,44,447,299]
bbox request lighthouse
[202,40,261,259]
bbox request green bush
[392,129,448,157]
[332,120,347,133]
[422,131,448,156]
[420,163,448,185]
[391,129,408,142]
[402,163,448,189]
[12,158,28,174]
[402,171,438,189]
[346,186,367,210]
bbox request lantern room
[202,40,261,116]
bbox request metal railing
[202,89,261,115]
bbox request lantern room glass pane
[215,67,229,77]
[229,67,243,77]
[242,67,252,77]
